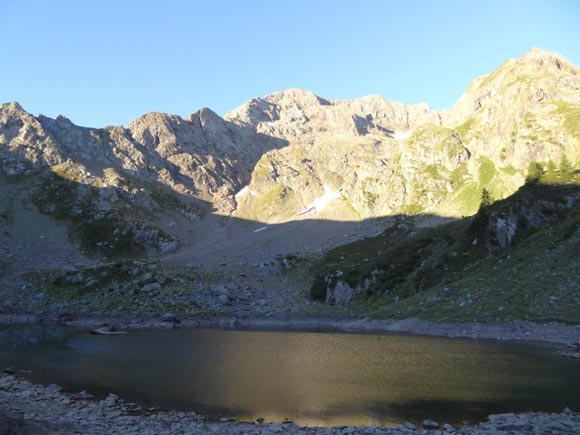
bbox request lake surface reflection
[1,325,579,427]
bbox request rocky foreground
[1,373,579,435]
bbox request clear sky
[2,0,579,127]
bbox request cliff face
[224,90,459,222]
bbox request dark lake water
[1,324,579,427]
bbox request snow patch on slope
[299,186,342,216]
[389,130,412,140]
[235,186,256,201]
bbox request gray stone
[161,313,181,324]
[423,419,439,429]
[101,393,119,407]
[72,391,94,400]
[141,282,161,292]
[441,423,455,432]
[46,384,62,393]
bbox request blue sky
[2,0,579,127]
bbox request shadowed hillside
[310,170,580,323]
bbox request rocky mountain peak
[0,101,27,115]
[225,87,441,143]
[224,97,280,126]
[264,88,331,107]
[519,47,576,71]
[188,107,226,130]
[450,48,580,124]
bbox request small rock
[442,423,455,432]
[72,391,94,400]
[2,367,14,374]
[423,419,439,429]
[46,384,62,393]
[91,326,127,335]
[403,422,416,429]
[141,282,161,292]
[57,312,73,324]
[102,393,119,407]
[161,313,181,324]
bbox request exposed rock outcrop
[2,49,580,226]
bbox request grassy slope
[310,171,580,324]
[367,205,580,323]
[30,164,182,260]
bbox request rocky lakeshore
[0,373,579,434]
[1,312,579,348]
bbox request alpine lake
[1,324,579,427]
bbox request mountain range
[1,48,579,322]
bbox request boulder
[141,282,161,292]
[101,393,119,407]
[57,312,73,324]
[161,313,181,324]
[423,419,439,429]
[90,326,127,335]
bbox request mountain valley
[1,48,580,325]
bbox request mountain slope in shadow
[310,171,580,323]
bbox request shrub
[480,188,494,208]
[526,161,544,183]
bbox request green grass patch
[478,157,497,186]
[402,203,425,215]
[450,182,481,216]
[455,117,475,138]
[552,100,580,138]
[500,165,518,176]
